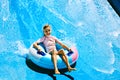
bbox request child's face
[44,27,51,36]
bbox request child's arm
[55,36,71,51]
[60,43,71,51]
[33,42,41,52]
[56,41,71,51]
[33,37,44,52]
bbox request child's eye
[45,29,50,32]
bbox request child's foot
[55,70,60,74]
[68,67,76,72]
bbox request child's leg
[51,50,60,74]
[58,49,70,67]
[58,49,76,71]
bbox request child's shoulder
[39,36,45,40]
[51,35,57,39]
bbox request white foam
[46,8,68,23]
[14,41,29,57]
[58,29,66,34]
[0,34,6,53]
[1,0,10,21]
[61,39,76,47]
[76,21,84,27]
[93,67,115,74]
[92,51,115,74]
[109,30,120,38]
[3,17,8,21]
[108,42,113,47]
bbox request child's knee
[59,49,65,55]
[51,50,57,55]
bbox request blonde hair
[43,24,50,30]
[43,24,51,36]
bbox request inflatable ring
[28,43,79,69]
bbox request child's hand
[67,50,73,56]
[38,48,41,52]
[69,48,72,52]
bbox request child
[33,24,76,74]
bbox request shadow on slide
[26,59,76,80]
[108,0,120,16]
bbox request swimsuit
[36,35,62,53]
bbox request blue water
[0,0,120,80]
